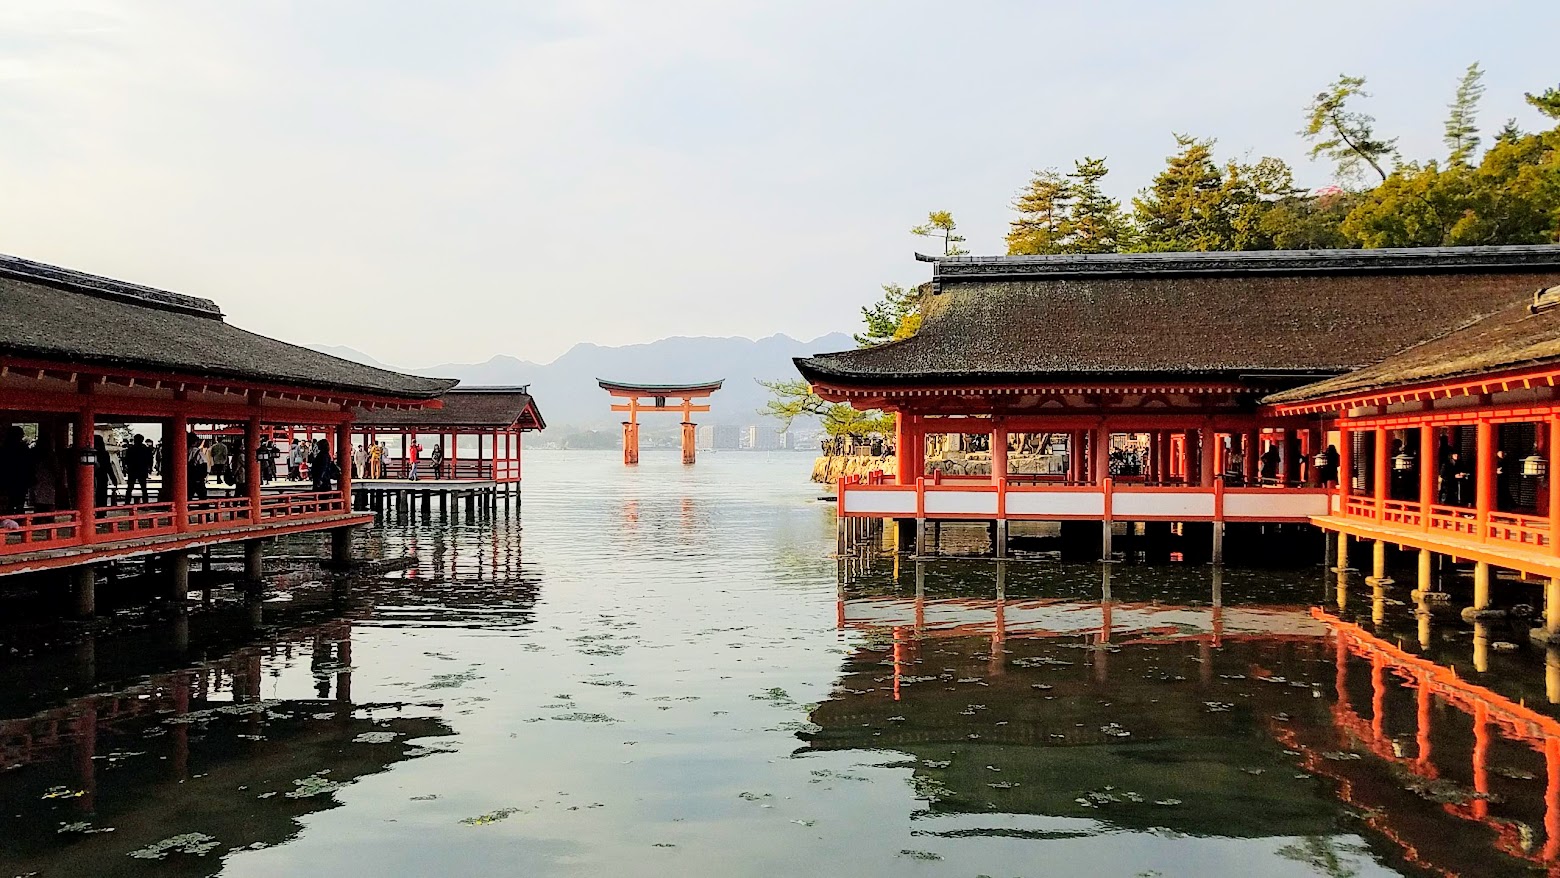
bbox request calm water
[2,449,1559,877]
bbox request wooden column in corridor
[74,405,96,544]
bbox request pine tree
[1062,157,1131,253]
[910,211,968,256]
[1132,135,1227,250]
[1527,85,1560,121]
[1444,62,1485,165]
[1006,169,1072,255]
[1302,74,1398,182]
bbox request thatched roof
[0,254,457,400]
[353,387,546,430]
[1267,288,1560,405]
[795,246,1560,390]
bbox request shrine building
[0,254,458,612]
[797,245,1560,572]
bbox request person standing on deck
[431,442,444,480]
[353,442,368,480]
[0,427,33,515]
[124,434,153,504]
[208,436,230,485]
[309,440,338,492]
[1259,443,1281,485]
[368,441,383,479]
[188,436,209,500]
[287,440,305,481]
[31,437,59,512]
[1317,445,1339,487]
[93,435,117,508]
[408,438,422,481]
[259,438,278,484]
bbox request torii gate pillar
[682,421,697,465]
[623,419,640,465]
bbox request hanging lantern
[1392,453,1415,472]
[1312,451,1330,467]
[76,447,97,466]
[1521,453,1548,478]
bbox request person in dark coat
[123,434,154,504]
[93,435,117,508]
[0,426,34,514]
[1259,445,1281,484]
[310,440,336,492]
[1317,445,1340,487]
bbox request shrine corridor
[1,450,1558,877]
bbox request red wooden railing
[2,487,351,560]
[187,497,254,529]
[259,490,347,519]
[376,457,519,482]
[1337,492,1554,554]
[0,510,82,555]
[1487,511,1551,550]
[94,502,178,539]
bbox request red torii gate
[597,379,722,466]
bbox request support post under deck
[73,566,96,619]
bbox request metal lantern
[1392,453,1415,472]
[1313,451,1330,467]
[1521,453,1548,478]
[76,447,97,466]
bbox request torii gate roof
[596,379,723,396]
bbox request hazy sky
[1,1,1556,368]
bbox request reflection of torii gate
[597,379,723,466]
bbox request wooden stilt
[171,551,191,601]
[73,566,96,619]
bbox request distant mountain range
[307,332,854,433]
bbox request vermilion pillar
[681,421,697,465]
[1243,430,1259,485]
[1093,421,1110,485]
[990,420,1008,486]
[246,417,262,521]
[1374,426,1389,513]
[622,421,639,466]
[170,414,189,525]
[1476,418,1494,528]
[1338,421,1352,497]
[1420,426,1437,515]
[336,421,352,496]
[895,413,910,485]
[1198,424,1216,488]
[75,407,96,543]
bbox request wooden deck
[0,511,373,577]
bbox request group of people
[2,424,470,520]
[0,427,173,514]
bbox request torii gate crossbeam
[597,379,724,465]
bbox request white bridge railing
[838,475,1330,523]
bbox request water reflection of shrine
[813,562,1560,876]
[0,616,451,876]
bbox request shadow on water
[4,450,1560,876]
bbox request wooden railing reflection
[1303,610,1560,873]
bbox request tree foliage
[910,210,968,256]
[1006,158,1131,254]
[1302,74,1397,183]
[759,379,894,437]
[854,282,922,347]
[1444,62,1485,165]
[1527,84,1560,121]
[1131,136,1298,251]
[1004,68,1560,255]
